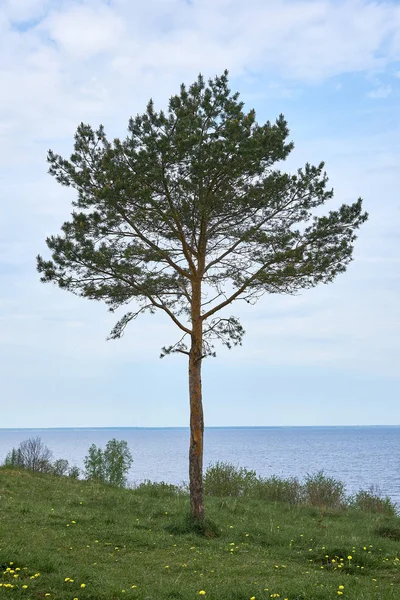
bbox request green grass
[1,468,399,600]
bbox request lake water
[0,426,399,505]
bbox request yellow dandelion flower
[347,555,352,560]
[199,591,206,595]
[339,586,344,590]
[22,585,28,589]
[80,583,86,588]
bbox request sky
[0,0,399,428]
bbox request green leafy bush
[134,480,181,497]
[254,475,303,505]
[204,462,257,497]
[84,439,133,487]
[350,487,398,516]
[68,465,80,479]
[303,471,346,508]
[52,459,69,476]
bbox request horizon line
[1,424,399,430]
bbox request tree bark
[189,278,205,522]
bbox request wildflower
[131,585,137,588]
[22,585,28,589]
[250,597,256,599]
[339,586,344,590]
[199,591,206,595]
[80,583,86,588]
[347,555,352,560]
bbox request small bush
[134,480,181,497]
[375,523,400,540]
[350,487,398,516]
[68,466,80,479]
[84,439,133,487]
[3,448,24,469]
[52,459,69,476]
[303,471,346,509]
[254,475,303,505]
[204,462,257,497]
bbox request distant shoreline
[1,424,399,431]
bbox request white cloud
[367,84,392,98]
[3,0,50,23]
[44,4,126,58]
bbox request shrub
[303,471,346,508]
[254,475,303,505]
[375,523,400,540]
[84,439,133,487]
[3,438,53,473]
[350,487,398,516]
[52,459,69,476]
[3,447,24,469]
[68,465,80,479]
[204,462,257,497]
[134,480,181,497]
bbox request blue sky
[0,0,399,427]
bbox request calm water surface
[0,426,399,504]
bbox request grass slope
[1,468,399,600]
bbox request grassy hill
[1,468,399,600]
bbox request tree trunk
[189,279,204,522]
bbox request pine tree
[37,71,368,521]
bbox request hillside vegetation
[1,468,399,600]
